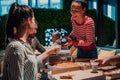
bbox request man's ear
[82,8,86,14]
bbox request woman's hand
[63,42,72,47]
[37,73,41,80]
[48,45,61,54]
[78,40,85,46]
[63,36,72,47]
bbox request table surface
[49,69,105,80]
[48,59,120,80]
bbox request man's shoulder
[55,39,61,44]
[33,37,38,40]
[32,37,39,42]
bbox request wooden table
[98,65,120,80]
[48,69,105,80]
[48,59,120,80]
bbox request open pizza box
[48,58,95,75]
[48,62,80,75]
[48,60,91,75]
[48,59,106,80]
[98,65,120,79]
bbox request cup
[90,61,99,73]
[80,62,87,70]
[54,44,61,54]
[71,56,76,62]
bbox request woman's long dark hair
[5,2,34,46]
[72,0,87,9]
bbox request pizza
[53,62,80,68]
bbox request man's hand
[94,58,110,66]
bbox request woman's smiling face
[70,2,86,21]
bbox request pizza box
[98,66,120,79]
[48,69,105,80]
[48,61,91,75]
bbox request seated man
[52,31,68,49]
[28,36,46,55]
[27,20,46,55]
[51,32,76,61]
[52,31,61,45]
[49,31,62,62]
[28,21,49,80]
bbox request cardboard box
[48,69,105,80]
[48,61,91,75]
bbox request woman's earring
[13,27,17,35]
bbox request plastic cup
[90,61,99,73]
[80,62,87,70]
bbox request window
[88,0,97,9]
[21,0,28,5]
[51,0,61,9]
[107,5,111,18]
[44,28,68,46]
[31,0,36,7]
[106,4,115,20]
[40,0,48,8]
[111,6,115,20]
[39,0,62,9]
[0,0,63,16]
[93,1,97,9]
[103,4,107,16]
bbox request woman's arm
[37,44,61,66]
[3,44,24,80]
[95,55,120,65]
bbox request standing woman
[3,3,59,80]
[67,0,97,58]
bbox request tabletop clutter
[47,52,120,80]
